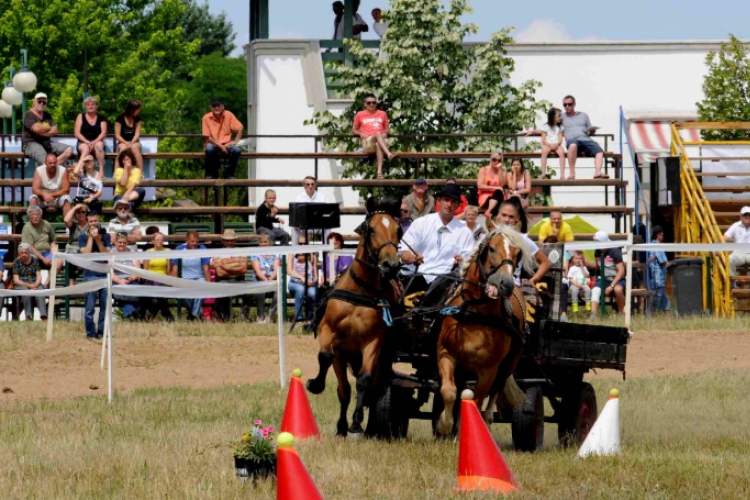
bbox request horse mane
[459,224,537,278]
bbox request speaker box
[288,203,341,230]
[657,156,681,207]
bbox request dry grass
[2,371,750,499]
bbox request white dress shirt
[333,13,367,40]
[725,221,750,244]
[373,21,388,38]
[400,213,475,283]
[295,190,327,203]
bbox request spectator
[29,153,72,216]
[648,226,670,312]
[22,205,59,272]
[293,176,328,243]
[477,152,506,219]
[143,231,174,322]
[322,232,354,284]
[114,100,144,170]
[725,206,750,284]
[170,230,210,321]
[568,252,591,313]
[22,93,73,166]
[371,7,388,38]
[202,267,221,322]
[435,178,468,219]
[111,232,142,320]
[561,95,607,179]
[256,188,290,245]
[113,149,145,211]
[463,205,487,241]
[108,199,142,251]
[212,229,250,321]
[540,107,567,179]
[398,200,413,234]
[12,243,47,321]
[288,236,318,325]
[251,234,281,323]
[506,158,531,209]
[590,231,626,320]
[202,98,243,179]
[352,93,395,179]
[69,155,103,214]
[63,203,90,286]
[332,0,368,40]
[403,178,434,221]
[79,212,112,339]
[537,210,573,244]
[74,96,108,169]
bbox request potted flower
[233,420,276,483]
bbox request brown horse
[435,223,536,435]
[306,198,402,437]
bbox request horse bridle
[347,212,401,292]
[472,234,519,287]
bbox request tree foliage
[175,0,236,57]
[697,35,750,140]
[308,0,549,197]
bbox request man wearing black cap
[400,183,475,309]
[201,98,244,179]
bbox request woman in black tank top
[74,96,108,169]
[114,99,144,170]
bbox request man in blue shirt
[648,226,670,312]
[169,230,211,320]
[79,211,112,339]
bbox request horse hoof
[348,431,364,441]
[306,378,325,395]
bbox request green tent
[530,215,599,260]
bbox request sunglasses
[491,158,502,162]
[305,182,316,186]
[116,206,129,211]
[37,101,47,105]
[563,102,574,107]
[365,101,376,105]
[554,114,562,117]
[116,231,128,237]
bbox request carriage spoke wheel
[557,382,598,447]
[511,385,544,452]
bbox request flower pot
[234,456,277,483]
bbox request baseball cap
[34,92,48,101]
[592,230,610,242]
[414,178,427,185]
[740,206,750,215]
[211,98,223,106]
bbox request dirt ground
[2,329,750,402]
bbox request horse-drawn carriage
[308,200,629,451]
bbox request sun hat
[221,229,237,240]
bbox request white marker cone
[578,389,621,458]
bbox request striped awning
[628,121,701,164]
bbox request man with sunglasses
[352,93,395,179]
[561,95,607,179]
[293,176,328,243]
[22,93,73,166]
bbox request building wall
[247,40,717,234]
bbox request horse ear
[355,221,366,236]
[486,213,496,232]
[366,197,377,214]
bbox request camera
[73,196,87,205]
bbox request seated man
[29,153,72,216]
[21,205,60,272]
[403,178,435,221]
[590,231,626,320]
[108,199,142,250]
[352,93,395,179]
[725,206,750,285]
[400,184,475,311]
[537,210,574,244]
[170,230,210,321]
[13,243,47,321]
[211,229,250,321]
[561,95,607,179]
[79,211,112,339]
[292,176,328,243]
[202,98,243,179]
[111,232,142,320]
[22,93,73,166]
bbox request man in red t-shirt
[352,93,396,178]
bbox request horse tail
[497,375,527,410]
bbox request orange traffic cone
[457,389,519,494]
[276,432,324,500]
[280,369,321,440]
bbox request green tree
[175,0,236,57]
[307,0,549,198]
[697,35,750,140]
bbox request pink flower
[253,419,263,426]
[266,426,275,434]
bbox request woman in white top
[495,197,551,286]
[69,154,103,214]
[540,108,567,179]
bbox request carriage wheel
[367,385,411,440]
[557,382,598,447]
[511,385,545,452]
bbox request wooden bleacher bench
[732,265,750,312]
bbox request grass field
[2,318,750,498]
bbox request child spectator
[251,234,281,323]
[255,188,290,245]
[567,251,591,312]
[540,107,567,179]
[201,267,221,322]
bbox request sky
[207,0,750,57]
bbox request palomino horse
[306,198,402,437]
[435,223,537,435]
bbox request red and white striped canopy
[628,121,701,164]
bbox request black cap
[437,184,462,202]
[211,98,223,106]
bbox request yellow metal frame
[670,124,734,317]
